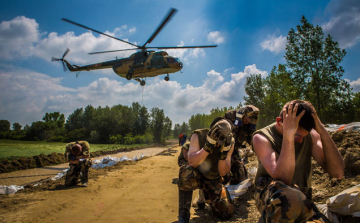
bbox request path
[0,147,169,186]
[0,145,182,223]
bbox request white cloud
[322,0,360,48]
[216,64,268,101]
[0,64,267,127]
[260,35,287,54]
[207,31,225,44]
[0,16,137,64]
[346,78,360,92]
[0,16,40,59]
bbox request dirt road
[0,147,169,186]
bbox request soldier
[252,100,344,222]
[223,105,259,185]
[178,142,190,168]
[64,141,92,187]
[178,117,235,222]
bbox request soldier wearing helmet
[64,141,92,187]
[223,105,259,185]
[177,117,236,222]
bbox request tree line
[0,102,172,144]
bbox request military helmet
[71,143,82,156]
[224,105,259,126]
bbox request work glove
[204,119,232,154]
[219,133,234,160]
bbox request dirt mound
[0,146,148,173]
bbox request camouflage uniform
[224,105,259,185]
[64,141,92,187]
[178,128,234,221]
[253,124,325,222]
[178,142,190,168]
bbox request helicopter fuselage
[65,51,183,80]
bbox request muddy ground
[0,131,359,222]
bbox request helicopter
[52,8,217,86]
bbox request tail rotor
[52,48,70,71]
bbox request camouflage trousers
[178,165,234,220]
[255,178,323,223]
[229,156,248,185]
[65,160,91,187]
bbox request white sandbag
[325,122,360,132]
[0,185,24,195]
[317,184,360,222]
[51,169,69,180]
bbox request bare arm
[253,133,295,185]
[182,148,188,161]
[310,123,344,179]
[253,102,304,185]
[188,134,209,168]
[218,143,234,176]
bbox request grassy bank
[0,139,149,160]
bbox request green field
[0,139,148,160]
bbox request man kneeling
[178,118,235,222]
[64,141,92,187]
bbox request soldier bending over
[64,141,92,187]
[178,118,235,222]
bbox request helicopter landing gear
[126,73,133,80]
[134,78,146,86]
[164,74,170,81]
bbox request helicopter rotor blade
[61,18,139,48]
[62,48,70,59]
[62,61,68,72]
[51,57,61,62]
[146,45,218,49]
[142,8,177,48]
[88,48,139,55]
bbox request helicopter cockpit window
[167,58,172,63]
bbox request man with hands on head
[177,117,235,223]
[252,100,344,222]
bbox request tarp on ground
[325,122,360,132]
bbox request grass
[0,139,149,160]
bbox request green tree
[243,74,268,127]
[12,123,22,131]
[65,108,84,132]
[173,123,181,138]
[285,16,347,122]
[149,107,166,144]
[0,120,10,132]
[163,117,172,139]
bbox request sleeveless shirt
[254,123,313,193]
[192,129,221,180]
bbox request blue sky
[1,0,359,127]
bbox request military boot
[178,189,192,223]
[81,167,89,187]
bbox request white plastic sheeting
[317,184,360,223]
[325,122,360,132]
[226,167,257,200]
[91,154,144,169]
[1,154,145,195]
[0,185,24,195]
